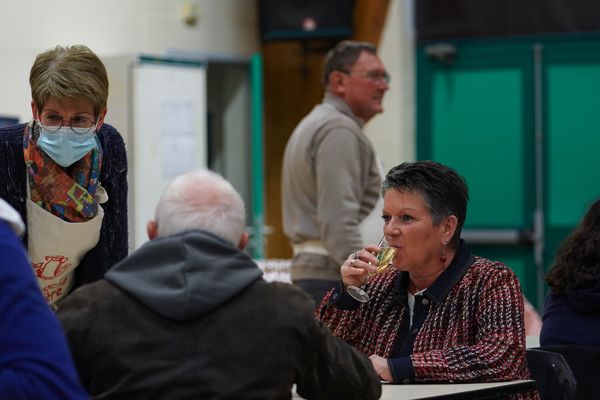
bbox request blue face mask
[37,125,99,167]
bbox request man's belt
[292,240,329,256]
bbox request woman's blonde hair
[30,44,109,117]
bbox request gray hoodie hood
[105,230,263,321]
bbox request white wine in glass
[346,236,397,303]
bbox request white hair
[154,169,246,245]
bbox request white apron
[27,185,106,304]
[359,157,385,246]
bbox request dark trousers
[293,279,337,309]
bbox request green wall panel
[418,37,600,309]
[471,244,536,299]
[547,64,600,226]
[431,68,525,228]
[501,257,527,292]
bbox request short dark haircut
[546,197,600,294]
[382,161,469,248]
[322,40,377,85]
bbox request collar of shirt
[323,91,365,128]
[392,239,475,305]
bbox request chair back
[526,348,577,400]
[541,345,600,400]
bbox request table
[379,380,536,400]
[293,380,535,399]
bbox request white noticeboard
[131,61,207,250]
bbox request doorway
[417,37,600,307]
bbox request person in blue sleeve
[0,198,88,399]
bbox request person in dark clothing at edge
[0,198,87,400]
[541,197,600,346]
[56,169,381,400]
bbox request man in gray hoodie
[56,169,381,400]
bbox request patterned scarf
[23,121,103,222]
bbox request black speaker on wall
[259,0,355,41]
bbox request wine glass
[346,236,397,303]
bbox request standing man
[282,40,390,305]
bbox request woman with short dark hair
[317,161,538,399]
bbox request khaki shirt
[281,92,382,281]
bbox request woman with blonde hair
[0,44,128,304]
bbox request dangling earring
[440,242,447,265]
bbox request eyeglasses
[39,114,97,134]
[340,70,391,84]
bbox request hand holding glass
[346,236,397,303]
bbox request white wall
[365,0,415,172]
[0,0,259,122]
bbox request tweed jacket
[0,123,128,290]
[317,241,539,400]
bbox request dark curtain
[416,0,600,42]
[259,0,354,41]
